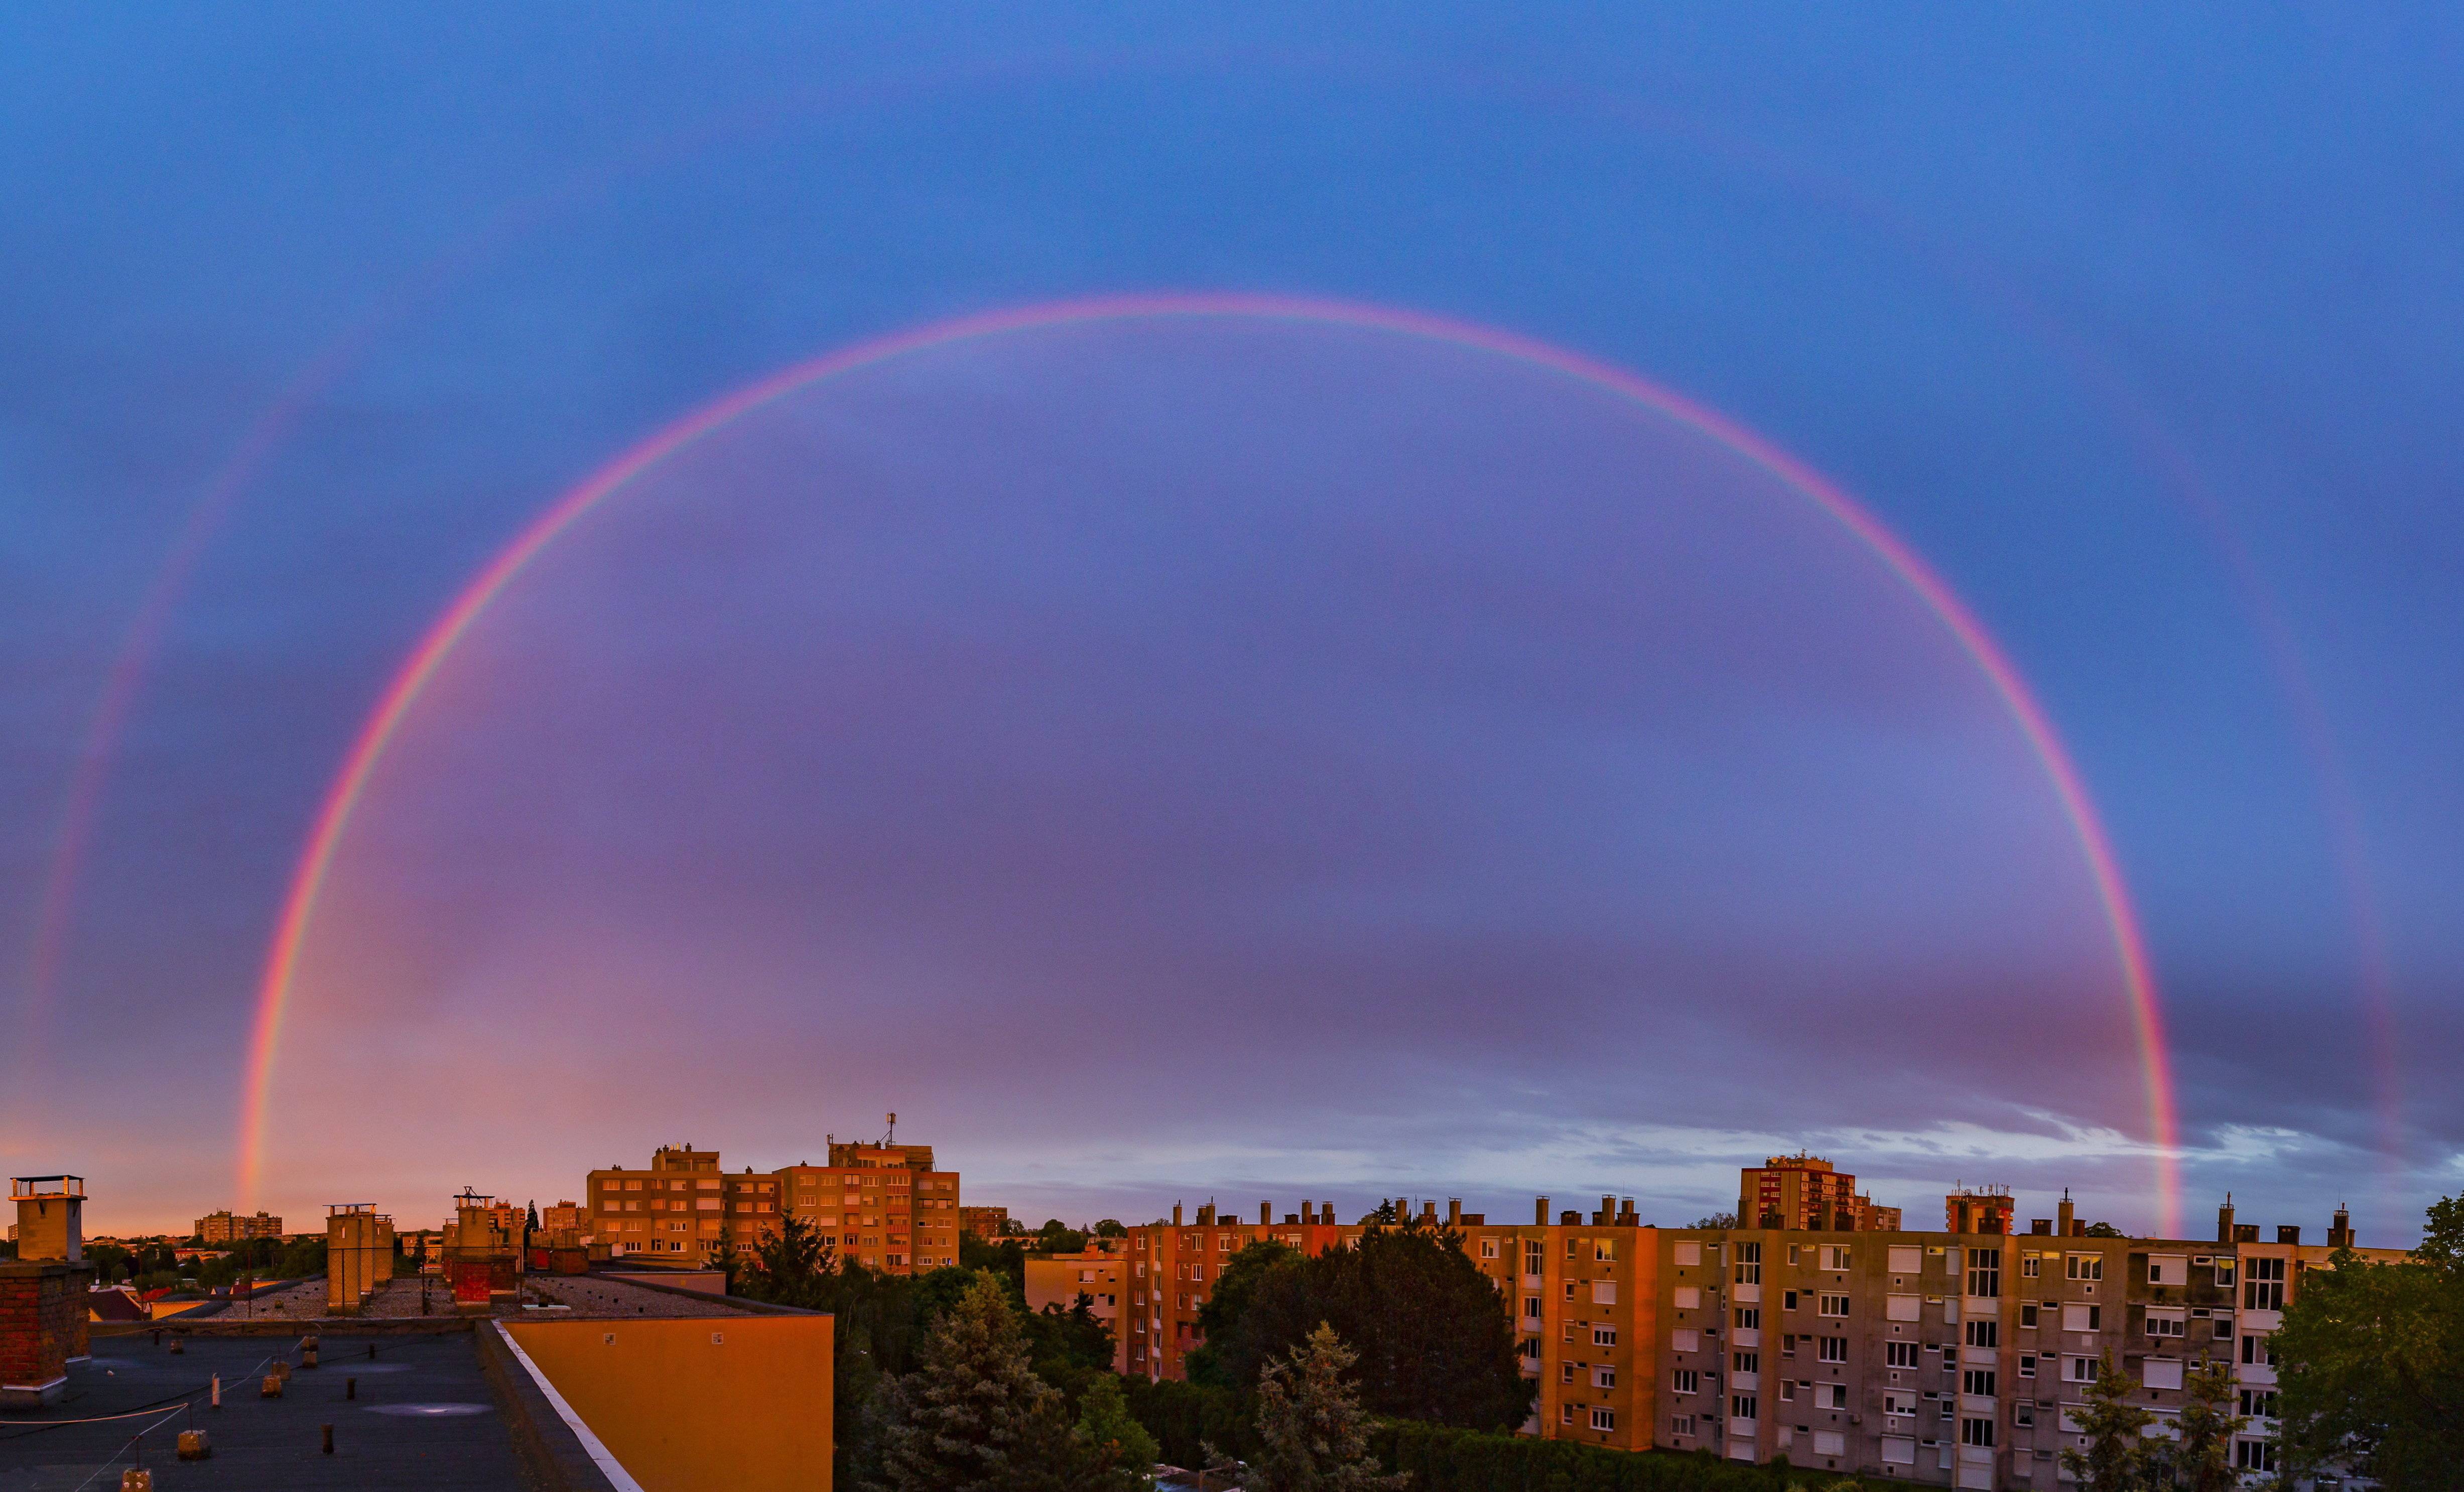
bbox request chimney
[1561,1210,1581,1226]
[4,1176,93,1405]
[1619,1198,1638,1225]
[2057,1190,2076,1238]
[1260,1202,1272,1225]
[2030,1219,2052,1236]
[1447,1198,1462,1227]
[1421,1200,1438,1224]
[2277,1225,2301,1246]
[1319,1203,1332,1225]
[1173,1204,1183,1227]
[2217,1194,2236,1246]
[1535,1196,1550,1226]
[2235,1223,2259,1244]
[2328,1206,2353,1249]
[1299,1199,1311,1225]
[1601,1195,1615,1225]
[1196,1203,1214,1226]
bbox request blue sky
[3,4,2458,1240]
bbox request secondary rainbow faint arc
[238,290,2182,1228]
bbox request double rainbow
[237,292,2180,1230]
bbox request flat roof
[0,1333,527,1489]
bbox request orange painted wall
[506,1314,832,1491]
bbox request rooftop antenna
[882,1112,897,1147]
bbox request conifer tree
[1075,1374,1159,1489]
[1246,1323,1408,1492]
[864,1271,1119,1492]
[2059,1349,2156,1492]
[2158,1361,2245,1492]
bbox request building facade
[194,1209,283,1244]
[1024,1237,1129,1340]
[960,1205,1012,1239]
[586,1140,960,1275]
[1738,1155,1902,1233]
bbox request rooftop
[0,1332,526,1490]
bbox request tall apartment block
[194,1209,284,1244]
[585,1138,960,1275]
[1110,1169,2394,1486]
[1739,1155,1902,1232]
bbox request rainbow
[237,291,2181,1230]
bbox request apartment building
[588,1145,731,1263]
[585,1139,959,1274]
[960,1205,1011,1239]
[1124,1201,1356,1379]
[1739,1155,1902,1233]
[1024,1237,1129,1340]
[1466,1196,1663,1452]
[194,1209,283,1244]
[2217,1200,2409,1481]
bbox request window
[1736,1307,1761,1330]
[1734,1240,1760,1283]
[1821,1382,1848,1409]
[1596,1237,1617,1263]
[1968,1249,2001,1297]
[1674,1286,1702,1310]
[2017,1355,2035,1379]
[1589,1406,1615,1432]
[1560,1404,1575,1426]
[1882,1436,1917,1465]
[2021,1254,2041,1278]
[2067,1254,2104,1281]
[2241,1334,2275,1367]
[1888,1245,1922,1274]
[2213,1259,2236,1289]
[1592,1324,1617,1347]
[1563,1281,1577,1302]
[1779,1379,1796,1401]
[1732,1395,1757,1420]
[1592,1365,1616,1390]
[2147,1309,2187,1338]
[1522,1296,1540,1323]
[2238,1389,2278,1419]
[1733,1351,1758,1375]
[1884,1391,1916,1417]
[2019,1302,2039,1328]
[1560,1362,1577,1385]
[1673,1369,1700,1394]
[1672,1415,1696,1436]
[1673,1241,1701,1267]
[1565,1238,1579,1260]
[2066,1356,2100,1383]
[2015,1402,2035,1428]
[1961,1417,1996,1447]
[1819,1293,1850,1317]
[1963,1369,1997,1397]
[1822,1245,1853,1271]
[2244,1257,2286,1312]
[1562,1321,1578,1343]
[1480,1239,1498,1260]
[2234,1439,2277,1472]
[2147,1255,2185,1286]
[1673,1329,1700,1352]
[1819,1336,1847,1363]
[1780,1332,1796,1356]
[2062,1303,2102,1332]
[1886,1341,1919,1368]
[1965,1320,1999,1349]
[1783,1289,1799,1310]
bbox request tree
[1199,1219,1528,1431]
[864,1272,1125,1492]
[2085,1221,2126,1238]
[2156,1361,2243,1492]
[1692,1212,1739,1229]
[2058,1349,2155,1492]
[1093,1219,1127,1238]
[1075,1374,1158,1489]
[1245,1324,1406,1492]
[1189,1239,1301,1388]
[2274,1193,2464,1487]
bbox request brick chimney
[3,1177,93,1408]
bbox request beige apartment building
[1024,1236,1129,1339]
[587,1139,959,1275]
[1109,1171,2392,1486]
[194,1209,283,1244]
